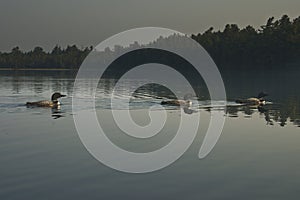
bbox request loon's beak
[60,94,66,97]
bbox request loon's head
[183,94,193,100]
[51,93,66,102]
[183,94,193,106]
[257,92,268,99]
[257,92,268,105]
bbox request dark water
[0,69,300,200]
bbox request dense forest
[192,14,300,69]
[0,15,299,70]
[0,45,92,69]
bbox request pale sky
[0,0,299,51]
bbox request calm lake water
[0,69,300,200]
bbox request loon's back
[235,98,261,106]
[26,100,57,107]
[161,99,192,106]
[235,92,268,106]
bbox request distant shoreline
[0,68,77,71]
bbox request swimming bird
[26,92,66,108]
[161,94,192,107]
[235,92,268,106]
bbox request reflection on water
[0,70,300,200]
[225,102,300,127]
[51,107,65,119]
[0,70,299,128]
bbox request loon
[161,94,192,107]
[26,92,66,108]
[235,92,268,106]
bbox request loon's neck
[52,100,60,105]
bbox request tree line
[0,15,299,70]
[0,45,92,69]
[192,14,300,69]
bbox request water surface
[0,70,300,200]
